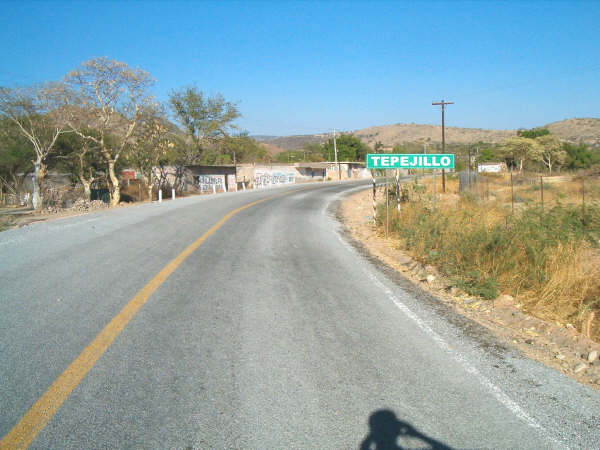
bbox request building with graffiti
[150,162,370,193]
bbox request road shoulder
[336,187,600,390]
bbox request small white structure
[477,162,507,173]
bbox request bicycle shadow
[360,409,453,450]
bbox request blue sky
[1,1,598,135]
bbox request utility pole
[333,129,341,180]
[432,99,454,193]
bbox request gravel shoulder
[338,187,600,390]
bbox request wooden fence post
[371,170,376,224]
[385,171,389,238]
[510,171,514,215]
[396,169,401,214]
[540,176,544,212]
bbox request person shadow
[360,409,453,450]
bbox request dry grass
[376,173,600,341]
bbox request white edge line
[327,190,568,450]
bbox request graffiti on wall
[194,175,225,192]
[253,170,295,188]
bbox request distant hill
[544,118,600,147]
[250,135,279,142]
[254,118,600,153]
[255,133,331,152]
[353,123,514,148]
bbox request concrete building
[477,162,508,173]
[152,162,370,193]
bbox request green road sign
[366,153,455,169]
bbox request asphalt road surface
[1,181,599,449]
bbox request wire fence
[372,169,600,234]
[456,171,600,215]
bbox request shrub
[376,197,600,337]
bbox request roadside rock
[494,294,514,308]
[71,199,108,213]
[426,275,436,284]
[425,265,439,276]
[574,363,588,374]
[397,255,413,265]
[588,350,599,363]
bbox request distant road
[1,181,598,449]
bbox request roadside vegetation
[376,172,600,342]
[275,134,371,164]
[0,57,272,210]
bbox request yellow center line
[0,188,307,449]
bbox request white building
[477,162,508,173]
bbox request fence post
[371,170,376,224]
[510,171,514,214]
[540,176,544,212]
[582,176,586,224]
[212,184,216,195]
[396,169,401,214]
[158,189,162,203]
[385,171,389,239]
[138,182,142,202]
[433,169,437,211]
[172,188,175,201]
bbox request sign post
[367,154,454,213]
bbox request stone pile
[71,199,108,212]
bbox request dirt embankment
[338,188,600,389]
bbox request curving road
[1,181,599,449]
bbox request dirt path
[339,188,600,390]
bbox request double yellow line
[1,193,284,449]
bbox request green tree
[53,128,105,201]
[501,136,540,172]
[126,107,176,199]
[321,134,369,161]
[517,128,550,139]
[563,142,598,170]
[535,134,566,173]
[302,142,325,161]
[476,147,499,164]
[222,134,271,163]
[0,117,34,193]
[168,86,240,164]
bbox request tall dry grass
[376,175,600,341]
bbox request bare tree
[65,57,154,205]
[0,82,69,209]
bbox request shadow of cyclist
[360,409,453,450]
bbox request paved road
[1,181,599,449]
